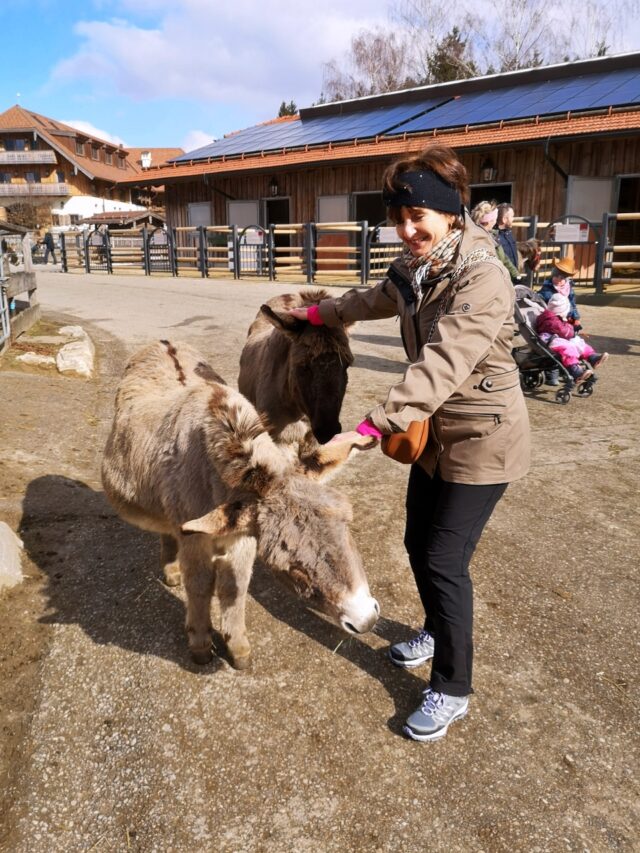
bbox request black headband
[382,170,462,215]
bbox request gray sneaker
[388,629,434,668]
[403,688,469,742]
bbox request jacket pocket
[438,409,503,440]
[434,409,507,481]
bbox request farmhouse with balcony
[118,52,640,241]
[0,106,182,230]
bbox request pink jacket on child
[535,309,576,340]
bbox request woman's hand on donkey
[286,307,310,321]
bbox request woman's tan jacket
[317,216,530,485]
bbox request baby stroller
[512,285,597,405]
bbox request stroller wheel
[555,388,571,405]
[578,382,594,396]
[521,372,540,391]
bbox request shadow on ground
[20,474,420,732]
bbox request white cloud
[63,118,127,146]
[181,129,217,154]
[52,0,390,117]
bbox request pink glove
[307,304,324,326]
[356,420,383,439]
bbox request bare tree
[470,0,559,72]
[317,0,638,102]
[321,29,419,102]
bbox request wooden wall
[165,135,640,229]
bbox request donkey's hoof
[163,562,182,587]
[190,646,213,665]
[228,651,252,670]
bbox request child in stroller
[512,285,608,404]
[536,294,608,383]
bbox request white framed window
[566,177,614,222]
[187,202,212,227]
[317,195,349,223]
[227,200,260,228]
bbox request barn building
[118,51,640,239]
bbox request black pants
[404,466,507,697]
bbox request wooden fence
[58,222,394,285]
[56,216,640,291]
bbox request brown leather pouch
[381,420,429,465]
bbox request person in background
[470,201,523,282]
[42,230,57,265]
[495,203,519,281]
[286,145,530,743]
[537,257,581,385]
[535,293,608,383]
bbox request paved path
[1,270,638,852]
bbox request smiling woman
[285,143,531,743]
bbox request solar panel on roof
[171,65,640,163]
[388,68,640,135]
[172,97,451,161]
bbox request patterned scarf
[403,228,463,299]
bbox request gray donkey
[102,340,379,669]
[238,289,353,445]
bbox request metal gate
[148,227,174,274]
[529,215,599,289]
[86,227,111,273]
[366,221,402,281]
[0,254,9,350]
[236,225,268,278]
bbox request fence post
[594,212,609,294]
[525,214,538,287]
[304,222,314,284]
[60,233,68,273]
[83,231,91,273]
[142,225,150,276]
[104,229,113,274]
[231,225,240,280]
[359,220,368,286]
[198,225,207,277]
[170,228,178,276]
[267,225,275,280]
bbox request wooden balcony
[0,151,57,165]
[0,182,70,196]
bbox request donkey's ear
[299,433,377,482]
[260,304,305,336]
[181,498,258,537]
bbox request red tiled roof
[115,109,640,186]
[0,105,139,183]
[127,147,184,168]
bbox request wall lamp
[480,157,497,183]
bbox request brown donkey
[238,289,353,445]
[102,340,378,669]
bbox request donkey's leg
[178,534,215,664]
[214,536,256,670]
[160,533,181,587]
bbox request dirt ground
[0,281,638,852]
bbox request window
[317,195,349,223]
[56,170,65,183]
[75,140,85,156]
[5,139,27,152]
[0,173,10,183]
[117,155,126,169]
[104,151,113,165]
[25,171,41,183]
[91,146,100,161]
[188,202,212,227]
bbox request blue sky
[3,0,639,156]
[2,0,389,152]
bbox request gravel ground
[0,271,638,852]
